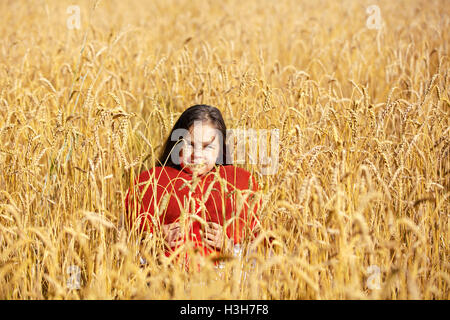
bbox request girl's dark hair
[157,105,232,170]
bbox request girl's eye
[205,144,215,150]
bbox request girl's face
[179,121,221,176]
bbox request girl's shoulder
[219,165,258,191]
[135,166,185,185]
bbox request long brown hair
[157,105,232,169]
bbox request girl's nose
[192,150,206,162]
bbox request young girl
[124,105,261,265]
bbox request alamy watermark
[66,5,81,30]
[169,121,279,175]
[366,265,381,290]
[366,5,383,30]
[66,265,81,290]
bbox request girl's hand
[161,221,184,248]
[201,222,233,251]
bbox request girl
[124,105,261,265]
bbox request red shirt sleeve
[229,168,262,244]
[124,171,152,234]
[124,167,172,235]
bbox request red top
[124,165,261,258]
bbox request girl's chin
[181,162,210,175]
[181,163,214,176]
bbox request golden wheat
[0,0,448,300]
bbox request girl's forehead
[187,122,220,142]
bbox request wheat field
[0,0,448,300]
